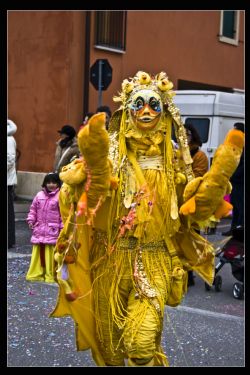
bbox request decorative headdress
[113,71,175,110]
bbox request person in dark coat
[54,125,80,173]
[184,123,209,177]
[184,123,209,286]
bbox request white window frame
[219,10,240,46]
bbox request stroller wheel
[233,282,244,300]
[214,275,222,292]
[204,282,211,291]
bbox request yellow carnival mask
[128,89,163,131]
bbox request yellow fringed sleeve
[179,129,244,223]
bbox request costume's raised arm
[77,112,111,222]
[53,113,111,300]
[179,128,244,225]
[51,113,112,365]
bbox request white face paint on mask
[128,89,163,131]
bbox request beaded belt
[94,229,167,252]
[137,155,163,170]
[118,237,167,252]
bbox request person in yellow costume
[50,71,244,367]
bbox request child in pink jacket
[26,173,63,283]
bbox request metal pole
[98,60,103,107]
[83,11,91,117]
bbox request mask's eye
[149,97,161,112]
[131,96,145,111]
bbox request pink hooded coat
[27,188,63,244]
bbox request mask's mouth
[139,116,154,123]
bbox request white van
[173,90,245,167]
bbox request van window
[185,118,210,143]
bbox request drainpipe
[83,11,91,115]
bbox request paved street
[7,199,245,367]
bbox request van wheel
[214,275,222,292]
[232,283,244,300]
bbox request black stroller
[205,226,244,299]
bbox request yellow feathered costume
[50,72,244,367]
